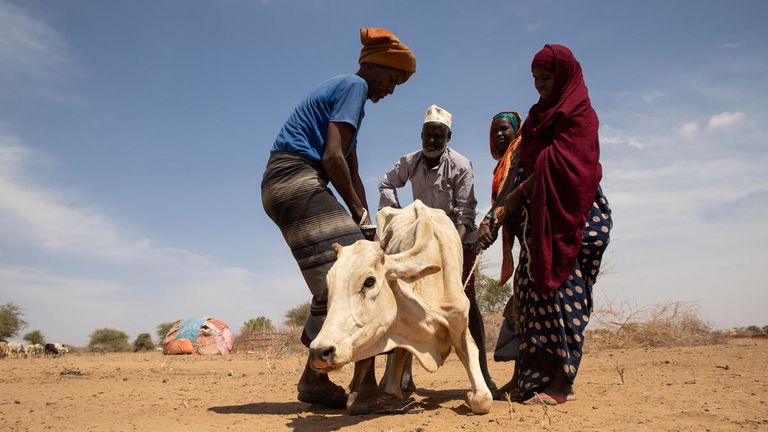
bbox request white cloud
[525,21,542,31]
[718,41,746,49]
[0,1,68,77]
[641,91,665,104]
[600,125,645,149]
[677,120,699,139]
[0,130,308,345]
[706,111,745,131]
[597,155,768,328]
[0,131,129,258]
[598,90,665,105]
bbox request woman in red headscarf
[477,44,612,404]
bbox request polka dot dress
[511,181,612,398]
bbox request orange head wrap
[359,28,416,80]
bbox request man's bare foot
[297,382,347,409]
[297,355,347,409]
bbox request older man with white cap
[378,104,498,396]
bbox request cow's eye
[363,277,376,288]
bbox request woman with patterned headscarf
[477,44,612,404]
[480,111,524,285]
[262,27,415,410]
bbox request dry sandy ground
[1,339,767,431]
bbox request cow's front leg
[452,329,492,414]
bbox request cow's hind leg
[452,329,492,414]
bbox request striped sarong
[261,152,364,347]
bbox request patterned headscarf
[490,111,523,203]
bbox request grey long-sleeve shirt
[378,148,478,230]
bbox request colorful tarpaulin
[162,317,234,355]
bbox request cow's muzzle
[309,345,338,372]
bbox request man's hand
[358,210,372,226]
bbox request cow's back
[376,200,466,306]
[377,200,460,255]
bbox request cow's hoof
[466,389,493,414]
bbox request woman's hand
[475,221,495,251]
[476,209,503,251]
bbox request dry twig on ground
[615,362,625,384]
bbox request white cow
[309,200,492,415]
[54,343,69,355]
[7,342,24,359]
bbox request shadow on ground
[207,388,473,431]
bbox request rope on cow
[358,208,368,226]
[463,249,482,291]
[464,204,532,290]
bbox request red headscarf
[521,44,602,294]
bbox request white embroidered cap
[423,104,452,129]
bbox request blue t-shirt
[271,75,368,161]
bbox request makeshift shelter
[162,317,234,355]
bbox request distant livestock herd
[0,341,70,359]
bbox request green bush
[132,333,155,352]
[156,321,177,342]
[89,328,131,352]
[284,302,311,327]
[473,258,513,315]
[23,330,45,345]
[0,303,28,341]
[242,316,273,333]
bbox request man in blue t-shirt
[261,28,415,410]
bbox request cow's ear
[331,243,343,255]
[385,261,441,284]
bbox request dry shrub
[234,326,304,357]
[725,326,768,338]
[483,312,505,352]
[587,299,725,349]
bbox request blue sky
[1,0,766,345]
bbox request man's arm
[378,155,410,209]
[345,147,371,225]
[322,121,368,224]
[453,163,477,243]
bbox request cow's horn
[331,243,343,254]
